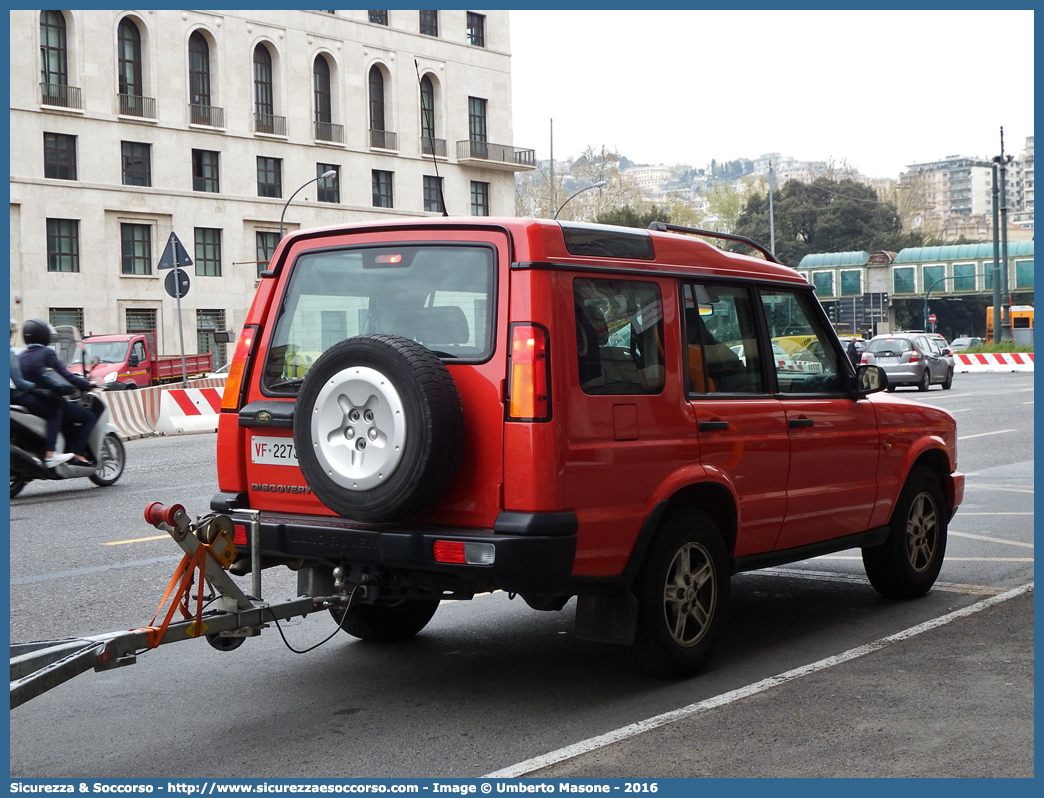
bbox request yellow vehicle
[985,305,1033,344]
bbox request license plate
[876,357,898,364]
[251,436,299,466]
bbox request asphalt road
[8,372,1034,778]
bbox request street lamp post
[280,170,337,238]
[553,181,607,220]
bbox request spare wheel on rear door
[294,334,464,522]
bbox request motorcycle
[10,389,126,498]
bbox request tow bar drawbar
[10,503,326,709]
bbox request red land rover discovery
[213,218,963,677]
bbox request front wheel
[862,467,948,598]
[330,599,440,642]
[917,368,930,392]
[942,368,953,390]
[89,432,126,486]
[630,507,730,678]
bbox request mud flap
[574,590,638,645]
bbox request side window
[682,283,764,394]
[574,278,664,395]
[760,289,845,393]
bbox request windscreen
[83,341,129,364]
[263,243,496,391]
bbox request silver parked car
[949,336,983,351]
[864,333,953,391]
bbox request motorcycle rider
[17,319,97,465]
[10,317,73,468]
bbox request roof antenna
[415,59,449,217]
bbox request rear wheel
[330,599,440,642]
[862,467,947,598]
[630,507,729,678]
[89,433,126,486]
[10,473,27,499]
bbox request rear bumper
[224,507,579,595]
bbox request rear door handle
[789,418,814,429]
[699,421,730,431]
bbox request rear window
[868,337,913,354]
[262,244,495,391]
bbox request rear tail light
[433,540,496,565]
[860,353,868,364]
[221,325,261,411]
[909,351,921,362]
[507,323,551,421]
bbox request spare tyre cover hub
[311,366,407,490]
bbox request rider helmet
[22,318,54,346]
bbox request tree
[733,178,914,266]
[703,180,748,234]
[596,204,669,229]
[514,145,641,222]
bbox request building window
[257,156,282,198]
[466,12,485,47]
[46,218,79,273]
[811,271,834,297]
[421,75,436,141]
[188,31,211,107]
[423,176,444,214]
[256,231,279,277]
[40,11,68,87]
[372,170,393,208]
[126,308,156,339]
[922,264,944,293]
[468,96,488,158]
[471,181,490,216]
[192,149,219,192]
[197,309,227,370]
[1015,259,1034,289]
[49,307,84,336]
[317,163,340,203]
[43,132,76,180]
[194,228,221,277]
[368,11,388,26]
[253,44,277,133]
[419,10,438,37]
[121,223,152,275]
[117,17,143,98]
[314,55,332,126]
[953,263,976,291]
[121,141,151,187]
[369,66,385,133]
[893,266,916,294]
[840,269,861,296]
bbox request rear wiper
[268,378,304,391]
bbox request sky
[509,9,1035,179]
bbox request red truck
[84,333,212,389]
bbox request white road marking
[483,583,1033,778]
[949,530,1033,548]
[958,429,1016,440]
[745,566,1005,595]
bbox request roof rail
[647,221,782,265]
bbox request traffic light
[828,303,839,323]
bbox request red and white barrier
[154,386,224,435]
[953,352,1034,373]
[104,385,163,440]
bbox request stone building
[10,9,533,366]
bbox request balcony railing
[189,104,225,128]
[315,121,345,144]
[117,93,156,119]
[369,129,398,150]
[40,83,82,109]
[254,112,287,136]
[421,137,447,158]
[456,140,536,171]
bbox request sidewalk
[527,588,1034,778]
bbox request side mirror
[942,348,952,356]
[128,354,140,367]
[856,364,888,395]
